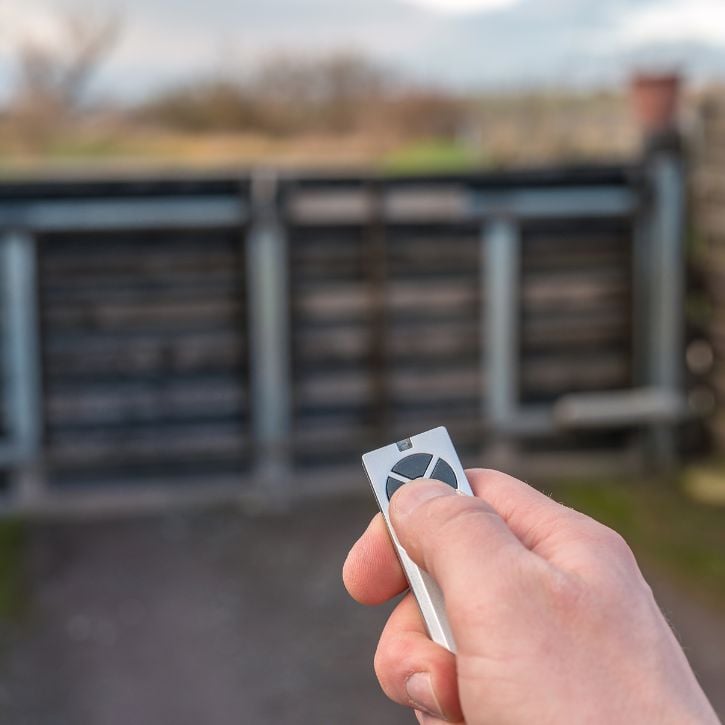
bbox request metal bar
[287,186,637,227]
[649,153,686,390]
[246,171,292,493]
[646,148,686,466]
[554,387,688,429]
[0,186,632,232]
[0,231,43,486]
[472,187,637,221]
[483,218,521,433]
[504,407,554,436]
[0,197,247,233]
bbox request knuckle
[574,520,637,569]
[543,567,588,616]
[598,525,636,563]
[568,524,643,607]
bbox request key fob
[362,426,473,653]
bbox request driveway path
[0,499,723,724]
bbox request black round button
[392,454,433,480]
[386,456,458,501]
[386,476,406,500]
[430,459,457,488]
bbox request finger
[374,593,463,723]
[343,513,407,605]
[389,479,537,616]
[465,469,591,555]
[416,712,456,725]
[343,471,582,606]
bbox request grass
[0,131,393,173]
[549,476,725,611]
[0,521,26,621]
[382,138,479,173]
[0,90,639,172]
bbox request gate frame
[0,154,687,518]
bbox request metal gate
[0,143,686,516]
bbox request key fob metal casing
[362,426,473,653]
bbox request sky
[0,0,723,102]
[403,0,518,12]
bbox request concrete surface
[0,498,723,725]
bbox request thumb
[389,479,530,615]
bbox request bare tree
[248,53,391,134]
[12,9,122,143]
[137,53,393,136]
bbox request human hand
[343,470,719,724]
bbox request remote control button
[386,477,407,500]
[430,459,457,489]
[392,453,433,480]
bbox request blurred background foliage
[0,9,644,170]
[555,476,725,612]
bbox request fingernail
[415,712,447,725]
[406,672,444,720]
[393,480,455,519]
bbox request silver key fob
[362,426,473,653]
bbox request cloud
[401,0,519,14]
[0,0,436,99]
[0,0,62,51]
[622,0,725,46]
[1,0,724,101]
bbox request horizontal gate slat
[38,227,250,485]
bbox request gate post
[1,230,44,505]
[246,171,293,502]
[644,132,686,468]
[483,217,521,465]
